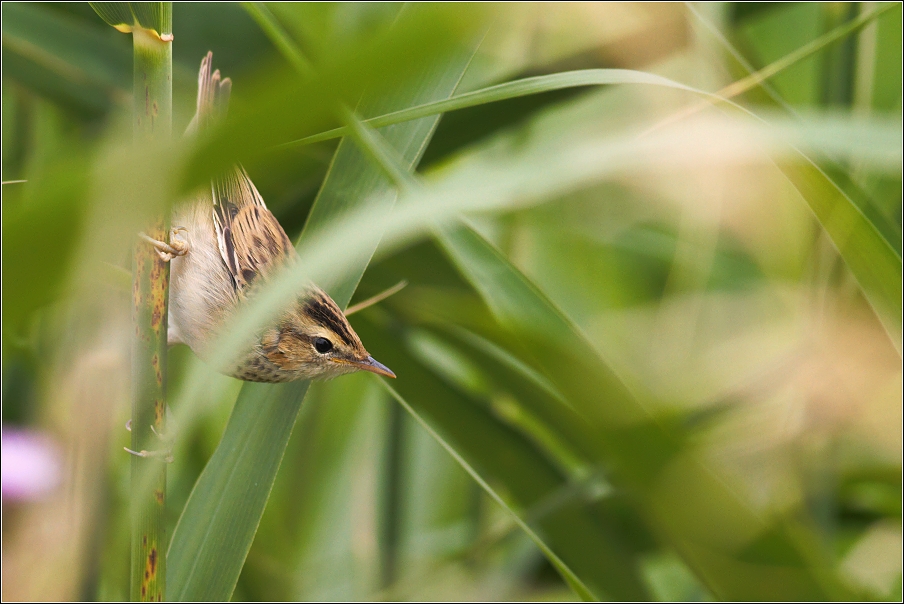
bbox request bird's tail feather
[186,51,231,135]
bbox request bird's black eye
[314,337,333,354]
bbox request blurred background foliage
[2,2,901,601]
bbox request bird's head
[259,287,395,381]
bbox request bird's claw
[140,227,189,262]
[125,423,173,462]
[124,446,174,463]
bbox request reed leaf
[90,2,172,37]
[352,316,650,600]
[434,221,855,601]
[381,381,597,601]
[3,3,130,115]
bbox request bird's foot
[140,226,189,262]
[124,422,174,462]
[124,446,174,463]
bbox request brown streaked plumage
[160,52,394,383]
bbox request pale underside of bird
[148,52,394,383]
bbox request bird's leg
[140,226,189,262]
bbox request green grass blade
[166,11,482,600]
[174,72,901,417]
[438,324,601,464]
[246,375,388,600]
[353,311,649,600]
[381,381,596,602]
[284,0,897,155]
[89,2,137,31]
[166,380,309,601]
[779,158,902,352]
[716,2,897,102]
[434,221,855,601]
[279,56,901,354]
[242,2,314,76]
[686,4,903,352]
[281,69,700,148]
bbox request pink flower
[1,429,61,500]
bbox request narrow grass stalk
[128,13,172,603]
[90,4,174,596]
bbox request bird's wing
[211,166,295,293]
[193,52,294,293]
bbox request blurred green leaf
[179,3,487,194]
[871,6,903,112]
[436,325,600,467]
[727,3,897,108]
[434,221,855,600]
[1,152,90,330]
[688,2,903,351]
[2,2,130,116]
[354,309,647,599]
[276,64,903,359]
[777,158,902,352]
[167,380,309,601]
[381,379,597,602]
[283,68,701,148]
[176,67,903,378]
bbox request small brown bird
[147,52,394,382]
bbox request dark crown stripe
[303,296,355,346]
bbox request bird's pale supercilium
[148,52,395,383]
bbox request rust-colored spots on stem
[147,231,168,336]
[133,228,168,600]
[151,353,162,385]
[133,269,142,307]
[131,23,170,601]
[141,546,158,595]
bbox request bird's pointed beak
[353,356,396,378]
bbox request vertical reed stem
[130,14,172,602]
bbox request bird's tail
[186,51,231,135]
